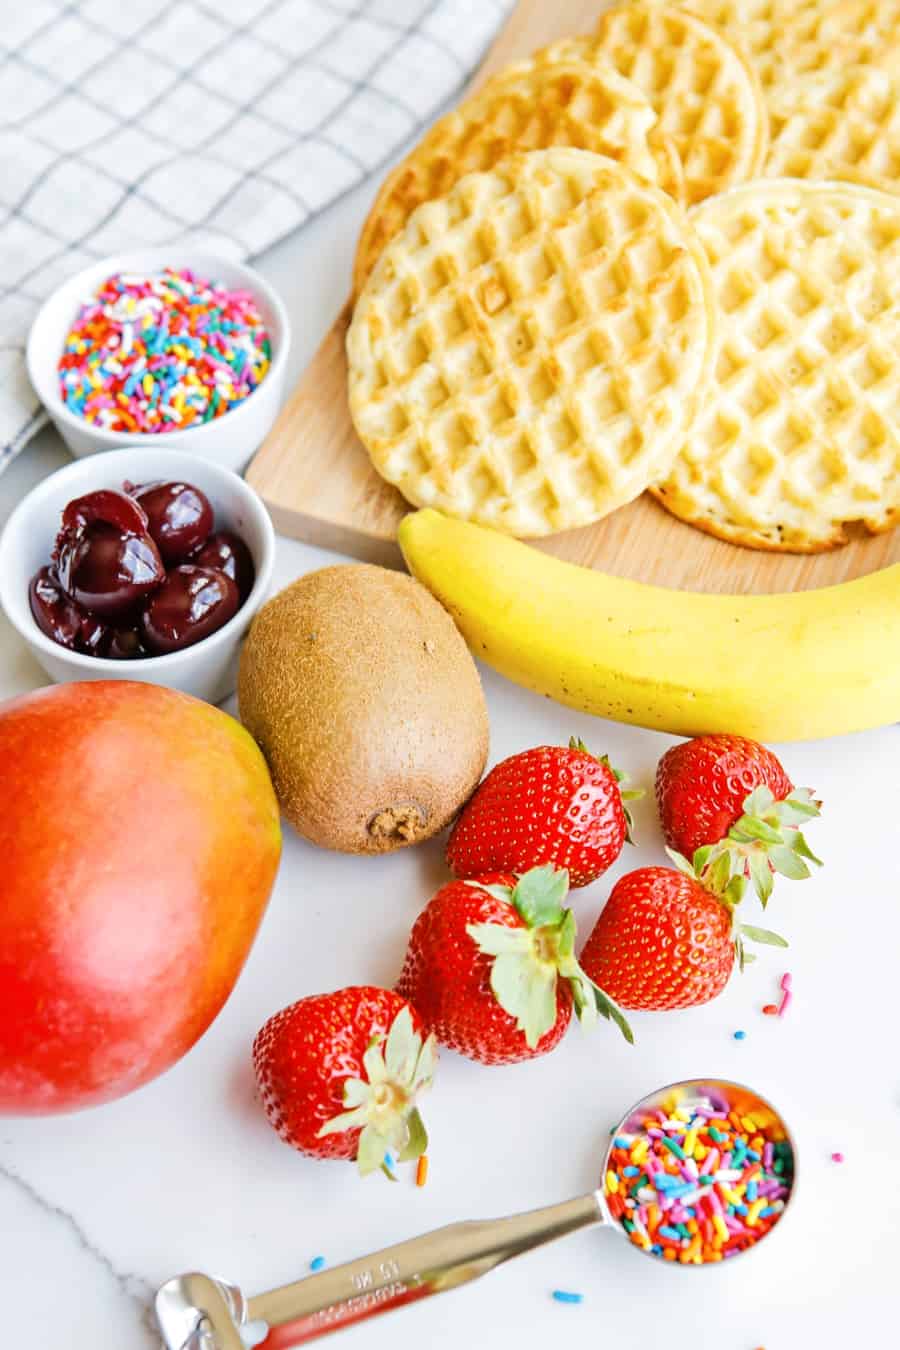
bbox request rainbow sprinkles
[57,268,271,435]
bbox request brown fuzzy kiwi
[238,564,489,854]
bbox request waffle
[347,150,715,537]
[546,3,769,205]
[352,60,680,299]
[764,64,900,188]
[679,0,888,90]
[653,180,900,551]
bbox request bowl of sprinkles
[27,251,290,471]
[603,1078,795,1267]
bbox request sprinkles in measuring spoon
[604,1093,794,1263]
[57,268,271,434]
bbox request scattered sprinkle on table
[733,1030,747,1040]
[603,1092,793,1264]
[416,1154,429,1187]
[778,972,793,1017]
[309,1255,326,1272]
[551,1290,584,1304]
[831,1152,844,1163]
[762,1004,779,1015]
[57,268,271,434]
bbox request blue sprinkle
[622,1165,640,1177]
[759,1205,779,1218]
[746,1181,758,1202]
[745,1148,761,1162]
[658,1224,682,1241]
[309,1256,326,1272]
[733,1203,748,1215]
[551,1290,583,1305]
[733,1029,747,1040]
[384,1153,395,1169]
[613,1136,630,1148]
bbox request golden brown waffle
[679,0,885,89]
[352,60,680,299]
[654,180,900,551]
[764,64,900,187]
[347,150,716,537]
[564,3,769,205]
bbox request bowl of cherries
[0,449,275,703]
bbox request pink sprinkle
[780,972,793,992]
[831,1152,844,1163]
[777,990,792,1017]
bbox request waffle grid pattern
[349,150,714,536]
[354,61,681,297]
[588,3,767,205]
[654,181,900,550]
[765,65,900,186]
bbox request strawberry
[252,986,436,1178]
[579,853,787,1011]
[396,865,632,1064]
[446,738,641,887]
[655,735,822,903]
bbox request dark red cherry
[56,521,165,619]
[128,480,214,565]
[29,566,84,649]
[61,488,149,539]
[191,530,255,602]
[141,565,239,655]
[103,626,145,660]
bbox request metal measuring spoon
[155,1077,796,1350]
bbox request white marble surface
[1,173,899,1350]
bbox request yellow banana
[399,509,900,741]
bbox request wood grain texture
[246,0,900,592]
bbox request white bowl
[0,448,275,704]
[26,249,290,472]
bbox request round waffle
[347,149,716,538]
[680,0,889,90]
[352,60,679,299]
[654,180,900,551]
[764,64,900,189]
[560,2,769,205]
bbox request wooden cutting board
[246,0,900,594]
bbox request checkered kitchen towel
[0,0,514,467]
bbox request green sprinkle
[773,1158,785,1174]
[697,1175,714,1185]
[662,1136,686,1160]
[622,1219,635,1232]
[708,1125,726,1142]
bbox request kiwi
[238,564,489,854]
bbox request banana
[399,509,900,742]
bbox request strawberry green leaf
[384,1005,418,1081]
[597,752,644,844]
[397,1107,428,1164]
[768,846,811,881]
[740,924,789,948]
[362,1040,388,1086]
[358,1125,390,1177]
[731,815,783,845]
[742,784,776,816]
[466,879,514,905]
[692,844,715,875]
[412,1034,438,1093]
[342,1078,370,1109]
[467,923,533,957]
[666,847,697,878]
[588,982,634,1045]
[318,1105,370,1137]
[510,865,570,927]
[723,874,747,908]
[749,852,774,907]
[793,832,823,866]
[490,952,558,1048]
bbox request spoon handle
[248,1191,606,1346]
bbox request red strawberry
[396,865,631,1064]
[655,735,821,903]
[252,986,436,1178]
[580,856,787,1011]
[446,738,641,887]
